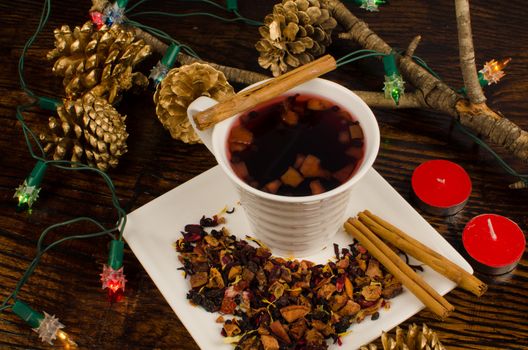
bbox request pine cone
[40,94,128,171]
[361,324,447,350]
[153,63,235,144]
[256,0,337,76]
[48,21,151,103]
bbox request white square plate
[124,165,472,350]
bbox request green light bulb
[383,73,405,106]
[391,88,401,106]
[14,161,47,212]
[356,0,386,11]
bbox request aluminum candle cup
[187,78,380,257]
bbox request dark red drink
[227,94,365,196]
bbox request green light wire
[46,160,128,235]
[125,19,201,59]
[14,106,128,237]
[125,0,262,26]
[126,0,225,13]
[454,122,528,182]
[1,218,119,310]
[336,50,387,67]
[412,55,443,80]
[233,10,263,26]
[128,10,261,26]
[16,103,46,159]
[18,0,51,99]
[3,0,130,315]
[125,0,151,13]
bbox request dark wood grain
[0,0,526,349]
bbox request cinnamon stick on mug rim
[358,210,487,296]
[193,54,337,130]
[344,219,453,320]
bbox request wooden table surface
[1,0,527,349]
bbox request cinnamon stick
[344,219,453,320]
[359,210,487,296]
[193,55,337,130]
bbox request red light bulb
[100,264,126,302]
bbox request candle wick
[487,218,498,241]
[436,178,446,184]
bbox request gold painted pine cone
[40,94,128,171]
[256,0,337,76]
[153,63,235,144]
[361,324,447,350]
[48,21,151,103]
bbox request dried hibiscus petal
[220,296,237,314]
[335,275,345,293]
[183,232,202,243]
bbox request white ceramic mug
[187,78,380,257]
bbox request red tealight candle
[411,160,472,216]
[463,214,525,275]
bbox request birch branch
[355,91,425,109]
[328,0,528,162]
[454,0,486,104]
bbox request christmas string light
[12,301,77,348]
[336,50,405,105]
[459,58,511,95]
[101,240,127,302]
[354,0,386,12]
[13,97,61,213]
[3,0,130,345]
[149,43,181,86]
[1,215,123,346]
[103,0,128,26]
[479,58,511,85]
[90,10,105,29]
[382,53,405,105]
[14,160,47,212]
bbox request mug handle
[187,96,219,153]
